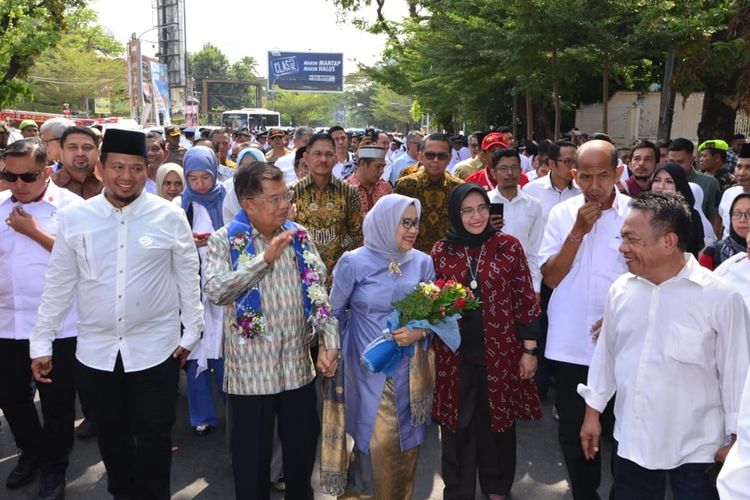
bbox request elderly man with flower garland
[204,161,340,500]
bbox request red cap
[481,132,509,151]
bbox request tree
[0,0,85,107]
[188,43,229,95]
[21,6,126,114]
[229,56,259,81]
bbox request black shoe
[39,471,65,500]
[6,450,38,489]
[75,419,96,439]
[192,424,211,437]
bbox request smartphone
[490,203,504,217]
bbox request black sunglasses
[1,169,45,183]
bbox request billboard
[268,51,343,92]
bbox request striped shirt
[204,224,339,395]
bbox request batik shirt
[346,175,392,216]
[393,170,464,253]
[292,175,363,286]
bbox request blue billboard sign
[268,51,344,92]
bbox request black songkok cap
[740,143,750,159]
[101,128,147,157]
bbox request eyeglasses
[731,210,750,220]
[423,151,450,161]
[459,204,490,218]
[0,169,45,183]
[400,217,420,230]
[555,158,575,166]
[269,136,284,141]
[309,151,336,160]
[250,190,295,205]
[43,137,60,146]
[494,165,521,173]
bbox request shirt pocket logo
[138,236,153,247]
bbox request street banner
[268,51,343,92]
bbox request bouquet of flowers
[361,279,480,374]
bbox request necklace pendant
[470,279,478,290]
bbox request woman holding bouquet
[328,193,435,499]
[431,183,543,500]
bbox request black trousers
[555,360,615,500]
[441,362,517,500]
[76,354,179,500]
[228,381,320,500]
[0,337,76,475]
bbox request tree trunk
[657,49,676,142]
[512,91,518,140]
[526,89,533,140]
[552,45,561,140]
[602,51,609,134]
[697,87,737,143]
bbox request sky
[92,0,406,77]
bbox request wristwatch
[522,347,539,356]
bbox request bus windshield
[222,111,280,130]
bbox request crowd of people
[2,117,750,500]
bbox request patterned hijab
[181,146,226,229]
[363,193,422,264]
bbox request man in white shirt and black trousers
[1,139,83,500]
[540,140,630,499]
[579,191,750,499]
[30,128,205,500]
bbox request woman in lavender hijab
[329,193,435,499]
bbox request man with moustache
[30,128,204,500]
[51,126,102,199]
[579,191,748,499]
[1,139,83,499]
[145,131,167,194]
[623,140,659,197]
[164,125,187,165]
[39,118,75,169]
[540,140,630,500]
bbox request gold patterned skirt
[338,378,420,500]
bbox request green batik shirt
[292,175,363,287]
[394,170,464,253]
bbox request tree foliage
[20,6,127,114]
[0,0,85,107]
[330,0,748,141]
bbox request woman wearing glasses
[327,194,435,499]
[431,183,542,500]
[700,193,750,270]
[176,146,227,436]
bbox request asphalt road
[0,372,613,499]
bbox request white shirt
[145,178,157,194]
[274,151,298,185]
[0,182,82,340]
[30,191,204,372]
[522,174,581,224]
[719,366,750,499]
[690,182,718,244]
[488,187,544,292]
[332,152,354,179]
[719,185,748,238]
[578,256,750,469]
[540,191,630,366]
[221,178,241,223]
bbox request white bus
[221,108,281,131]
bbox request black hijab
[652,162,705,256]
[728,193,750,247]
[443,183,496,247]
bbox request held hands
[590,318,603,342]
[7,206,39,237]
[518,353,537,380]
[391,326,425,347]
[263,230,295,264]
[172,347,190,368]
[572,201,603,238]
[580,407,602,460]
[317,348,340,378]
[715,435,737,463]
[31,356,53,384]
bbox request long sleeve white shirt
[578,256,750,470]
[0,182,82,340]
[715,253,750,498]
[488,187,544,292]
[522,174,581,224]
[30,191,204,372]
[540,191,630,366]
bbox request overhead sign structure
[268,51,343,93]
